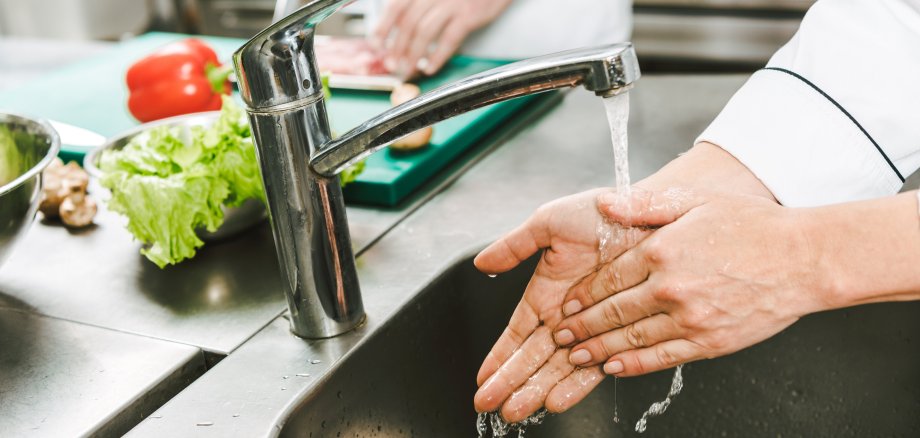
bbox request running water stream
[599,92,685,433]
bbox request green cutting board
[0,32,547,206]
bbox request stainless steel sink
[278,255,920,437]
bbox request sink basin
[278,255,920,436]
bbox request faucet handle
[234,0,353,110]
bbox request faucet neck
[310,43,640,177]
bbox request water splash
[477,410,549,438]
[635,365,684,433]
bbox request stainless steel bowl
[84,111,266,242]
[0,113,61,269]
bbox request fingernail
[554,329,574,345]
[570,349,591,365]
[604,360,624,375]
[563,300,583,316]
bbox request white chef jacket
[697,0,920,207]
[359,0,633,60]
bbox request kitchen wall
[0,0,151,40]
[186,0,817,72]
[632,0,816,71]
[0,0,817,73]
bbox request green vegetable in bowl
[100,97,262,268]
[101,97,364,268]
[0,126,22,186]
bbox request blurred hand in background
[372,0,514,79]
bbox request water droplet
[232,414,240,418]
[282,375,289,379]
[488,274,497,278]
[311,359,322,364]
[296,373,311,377]
[150,415,163,419]
[196,421,214,426]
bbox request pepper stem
[205,63,234,95]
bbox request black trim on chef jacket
[761,67,905,183]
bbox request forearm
[635,141,775,201]
[806,191,920,309]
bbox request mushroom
[61,163,89,194]
[389,83,432,151]
[59,183,97,228]
[389,83,422,106]
[39,158,66,218]
[39,158,96,227]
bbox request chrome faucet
[233,0,640,339]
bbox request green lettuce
[100,97,262,268]
[101,96,364,268]
[0,126,23,187]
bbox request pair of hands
[372,0,513,78]
[473,186,825,422]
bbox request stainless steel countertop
[128,75,749,437]
[0,306,204,437]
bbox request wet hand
[372,0,513,78]
[472,188,649,421]
[554,190,829,376]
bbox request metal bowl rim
[84,110,222,180]
[0,112,62,196]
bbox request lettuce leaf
[0,126,23,187]
[100,97,264,268]
[101,95,364,268]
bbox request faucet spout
[311,44,639,177]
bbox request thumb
[597,188,705,227]
[473,210,552,275]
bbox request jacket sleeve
[697,0,920,207]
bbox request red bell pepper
[126,39,233,123]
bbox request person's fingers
[544,366,606,413]
[423,19,468,75]
[389,0,434,74]
[561,248,649,317]
[403,7,451,78]
[476,293,541,386]
[566,314,683,367]
[475,326,557,413]
[604,339,700,377]
[499,349,574,423]
[473,209,551,275]
[372,0,410,45]
[555,280,661,347]
[598,188,705,228]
